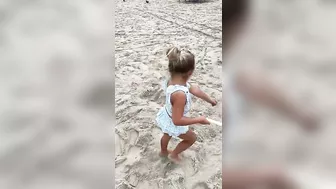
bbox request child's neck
[170,76,188,86]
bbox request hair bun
[166,47,180,61]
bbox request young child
[156,46,217,163]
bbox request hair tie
[167,47,176,57]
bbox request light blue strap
[161,77,169,93]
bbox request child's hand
[198,116,210,125]
[210,99,217,106]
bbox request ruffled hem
[160,127,189,138]
[156,108,189,138]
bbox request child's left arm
[189,85,217,106]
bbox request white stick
[207,118,222,126]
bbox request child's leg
[170,129,196,161]
[160,133,172,156]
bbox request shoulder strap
[169,85,189,106]
[170,85,189,95]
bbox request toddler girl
[156,46,217,163]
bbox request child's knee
[163,133,170,137]
[162,133,171,140]
[189,133,196,144]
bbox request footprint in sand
[115,129,141,167]
[115,133,127,166]
[163,174,186,189]
[123,160,151,188]
[192,182,210,189]
[135,131,154,148]
[115,133,123,156]
[179,150,206,177]
[115,182,134,189]
[125,130,142,163]
[128,129,140,147]
[128,129,139,147]
[126,172,139,188]
[139,84,165,104]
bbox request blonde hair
[166,46,195,76]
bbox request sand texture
[115,0,222,188]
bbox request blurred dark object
[223,0,249,51]
[223,0,247,25]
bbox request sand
[115,0,222,188]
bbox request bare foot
[168,153,182,164]
[159,150,172,157]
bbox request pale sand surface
[115,0,222,188]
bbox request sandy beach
[115,0,222,188]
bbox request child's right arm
[171,91,210,126]
[189,85,217,106]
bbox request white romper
[156,80,192,138]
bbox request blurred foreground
[223,0,336,188]
[0,1,114,188]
